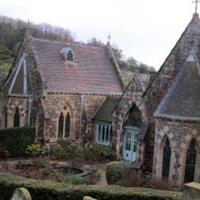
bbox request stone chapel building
[1,33,123,143]
[111,12,200,189]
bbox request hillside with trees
[0,15,155,87]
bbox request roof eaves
[154,113,200,122]
[106,42,125,90]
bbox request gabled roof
[28,37,123,95]
[143,13,200,98]
[93,96,120,122]
[154,50,200,121]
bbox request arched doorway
[185,139,196,183]
[162,137,171,179]
[123,103,142,162]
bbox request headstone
[184,182,200,200]
[83,196,97,200]
[11,188,32,200]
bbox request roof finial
[193,0,200,14]
[107,33,111,43]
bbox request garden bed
[0,159,100,185]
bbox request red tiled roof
[30,37,123,95]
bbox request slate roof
[143,13,200,98]
[93,96,120,122]
[154,50,200,121]
[29,37,123,95]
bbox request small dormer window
[60,47,74,62]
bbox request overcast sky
[0,0,197,69]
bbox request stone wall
[153,118,200,189]
[112,74,147,163]
[2,97,29,128]
[142,16,200,171]
[42,93,105,143]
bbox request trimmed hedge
[0,173,182,200]
[106,161,134,186]
[0,127,35,157]
[106,161,145,187]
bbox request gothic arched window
[14,107,20,127]
[125,103,142,128]
[162,137,171,178]
[64,112,70,138]
[58,112,64,138]
[185,139,196,183]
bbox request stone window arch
[14,107,20,127]
[57,109,71,139]
[162,137,171,179]
[184,139,197,183]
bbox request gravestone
[184,182,200,200]
[11,188,32,200]
[83,196,97,200]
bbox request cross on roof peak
[193,0,200,14]
[107,33,111,43]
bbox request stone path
[93,163,108,187]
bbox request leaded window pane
[14,107,20,127]
[58,112,64,138]
[162,138,171,178]
[185,139,196,183]
[64,112,70,138]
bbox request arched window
[14,107,20,127]
[64,112,70,138]
[58,112,64,138]
[185,139,196,183]
[162,137,171,178]
[125,103,142,128]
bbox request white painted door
[123,128,138,162]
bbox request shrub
[50,144,65,160]
[84,168,101,185]
[25,144,46,156]
[59,139,84,159]
[0,173,182,200]
[84,144,116,162]
[106,161,143,187]
[65,175,84,185]
[53,141,116,162]
[0,127,35,157]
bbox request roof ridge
[30,36,106,50]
